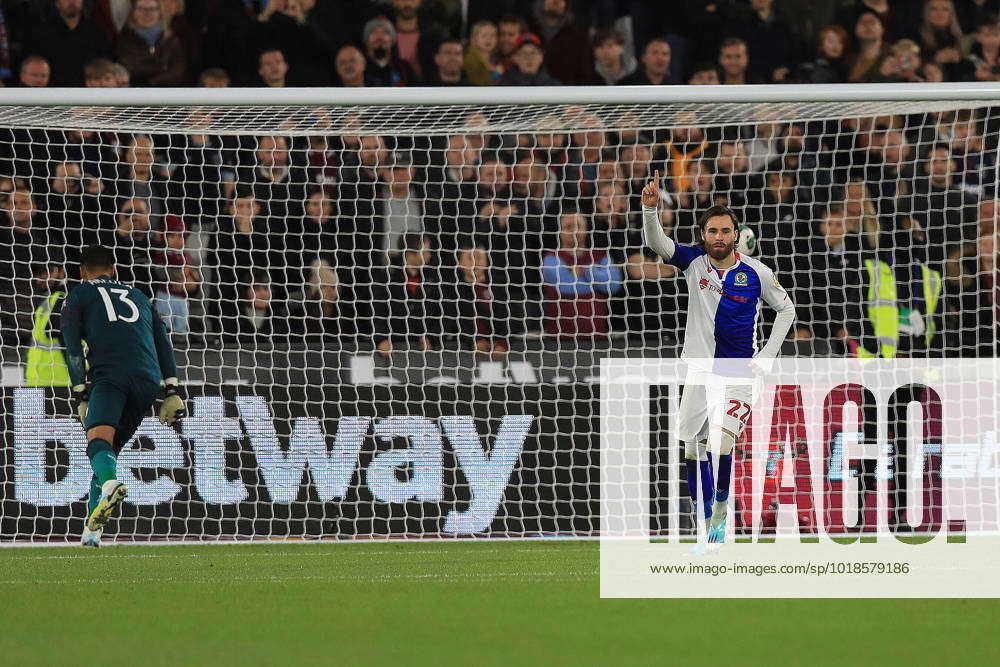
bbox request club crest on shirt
[734,272,748,286]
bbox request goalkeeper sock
[716,453,733,503]
[86,438,117,486]
[87,474,101,516]
[699,458,715,520]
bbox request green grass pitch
[2,540,997,666]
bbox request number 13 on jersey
[96,286,140,323]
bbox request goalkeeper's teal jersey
[59,274,178,388]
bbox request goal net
[0,86,997,543]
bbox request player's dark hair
[79,245,115,272]
[697,204,739,232]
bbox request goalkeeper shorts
[85,376,162,452]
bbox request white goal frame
[1,82,998,546]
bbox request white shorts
[677,368,758,445]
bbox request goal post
[0,83,997,543]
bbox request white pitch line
[0,535,600,549]
[0,570,598,586]
[5,547,589,561]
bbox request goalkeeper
[60,246,186,547]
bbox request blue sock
[700,458,715,519]
[86,438,117,486]
[716,453,733,503]
[87,474,101,516]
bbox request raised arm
[641,170,676,261]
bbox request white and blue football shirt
[666,243,793,361]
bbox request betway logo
[11,389,533,534]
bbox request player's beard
[705,239,735,262]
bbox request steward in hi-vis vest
[856,256,898,359]
[25,263,71,387]
[856,221,944,359]
[895,262,943,355]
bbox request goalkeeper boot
[80,525,102,548]
[86,480,128,532]
[707,499,728,544]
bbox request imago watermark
[599,359,1000,598]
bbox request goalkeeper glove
[72,384,89,425]
[159,381,186,426]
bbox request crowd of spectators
[1,104,996,356]
[4,1,1000,90]
[0,0,997,358]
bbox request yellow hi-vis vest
[857,258,897,359]
[920,264,942,346]
[25,291,70,387]
[896,264,944,347]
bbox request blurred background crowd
[3,0,1000,89]
[0,0,998,366]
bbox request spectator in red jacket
[152,214,201,333]
[542,209,624,338]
